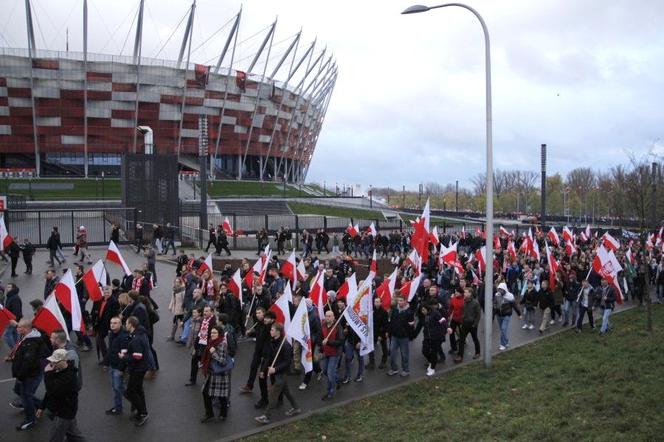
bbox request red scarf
[200,335,224,375]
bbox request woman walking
[200,326,232,423]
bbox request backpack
[224,328,237,357]
[148,308,160,325]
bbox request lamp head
[401,4,430,14]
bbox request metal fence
[5,208,136,247]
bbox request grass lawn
[207,180,308,198]
[399,212,461,225]
[288,202,386,220]
[245,305,664,441]
[1,178,120,200]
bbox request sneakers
[285,408,301,417]
[549,320,556,325]
[239,385,253,394]
[80,345,91,352]
[9,400,24,409]
[321,393,333,401]
[341,377,350,384]
[426,367,435,376]
[521,324,528,329]
[105,408,122,415]
[386,370,398,376]
[499,345,506,351]
[134,414,149,427]
[15,420,35,431]
[255,415,271,425]
[354,376,363,383]
[528,324,535,330]
[400,371,410,377]
[298,382,307,391]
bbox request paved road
[0,246,641,442]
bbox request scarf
[198,316,212,345]
[200,335,224,375]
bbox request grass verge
[1,178,120,200]
[207,180,309,198]
[288,202,386,221]
[244,304,664,441]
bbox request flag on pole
[545,241,559,289]
[222,217,233,236]
[562,226,574,243]
[0,302,17,336]
[344,272,374,357]
[376,267,398,311]
[367,222,377,237]
[405,249,422,275]
[602,232,620,252]
[346,223,359,238]
[0,215,13,251]
[429,226,440,247]
[281,250,298,290]
[399,274,422,302]
[547,227,560,247]
[507,240,517,262]
[309,271,327,321]
[199,253,214,274]
[287,300,313,373]
[439,241,458,266]
[54,269,85,332]
[82,260,107,302]
[565,239,577,257]
[228,269,243,307]
[106,241,131,276]
[499,226,509,237]
[32,294,69,338]
[592,246,624,304]
[269,290,292,343]
[474,246,487,273]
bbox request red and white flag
[54,269,85,332]
[562,226,574,243]
[82,260,107,302]
[296,259,307,282]
[376,267,398,311]
[367,222,377,237]
[499,226,509,237]
[626,247,634,265]
[0,215,14,251]
[269,289,292,343]
[281,250,298,290]
[228,269,243,307]
[547,227,560,247]
[106,241,131,276]
[33,294,69,338]
[592,246,623,304]
[346,223,359,238]
[369,249,377,278]
[545,241,559,289]
[493,235,501,250]
[309,271,327,320]
[199,253,214,274]
[439,241,458,266]
[399,274,422,302]
[585,224,592,240]
[0,302,17,336]
[429,226,440,247]
[222,217,233,236]
[405,249,422,275]
[287,300,313,373]
[460,225,466,239]
[345,272,374,357]
[565,239,577,257]
[474,246,486,273]
[507,240,517,262]
[602,232,620,252]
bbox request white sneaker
[521,324,528,329]
[499,345,506,351]
[528,324,535,330]
[298,382,307,391]
[426,367,435,376]
[549,320,556,325]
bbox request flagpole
[269,335,288,368]
[243,294,257,328]
[323,304,349,341]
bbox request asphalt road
[0,246,640,442]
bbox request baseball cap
[47,348,68,363]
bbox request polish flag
[222,217,233,236]
[346,223,359,238]
[287,300,313,373]
[337,277,350,301]
[592,246,623,304]
[0,302,17,336]
[244,253,266,288]
[198,253,214,274]
[82,260,107,302]
[585,225,592,240]
[0,215,13,251]
[32,294,69,338]
[439,241,458,266]
[106,241,131,276]
[562,226,574,243]
[579,231,588,243]
[475,226,485,239]
[451,260,465,276]
[281,250,297,289]
[460,226,466,239]
[493,235,501,250]
[429,226,440,247]
[376,267,398,311]
[228,269,243,307]
[547,227,560,247]
[499,226,509,237]
[474,246,486,273]
[296,259,307,282]
[54,270,85,332]
[646,234,654,250]
[421,198,431,233]
[399,274,422,302]
[545,241,559,290]
[470,269,481,286]
[626,247,634,265]
[269,289,292,343]
[369,249,377,278]
[565,240,577,257]
[531,238,541,261]
[507,240,517,262]
[602,232,620,252]
[367,222,377,237]
[309,271,327,320]
[405,249,422,275]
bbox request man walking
[36,349,86,442]
[121,316,155,426]
[163,223,177,256]
[598,279,616,336]
[103,316,129,415]
[47,227,64,266]
[387,296,415,377]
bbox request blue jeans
[600,308,612,334]
[497,315,511,346]
[323,354,340,395]
[163,239,176,255]
[3,325,19,350]
[657,284,664,301]
[343,341,364,380]
[110,368,125,411]
[389,336,410,373]
[17,375,42,422]
[563,300,578,325]
[180,318,192,342]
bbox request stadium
[0,0,337,183]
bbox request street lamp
[403,3,495,368]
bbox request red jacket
[449,294,465,323]
[321,323,344,357]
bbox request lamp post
[403,3,494,367]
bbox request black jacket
[104,329,130,370]
[92,296,120,337]
[261,337,292,376]
[423,309,446,341]
[42,362,79,419]
[565,280,581,302]
[4,286,22,321]
[126,326,155,372]
[44,277,59,300]
[47,232,62,251]
[388,306,415,339]
[538,289,554,311]
[373,306,389,338]
[12,332,49,380]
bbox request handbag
[211,356,235,375]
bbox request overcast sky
[2,0,663,190]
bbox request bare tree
[471,173,486,196]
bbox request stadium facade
[0,1,337,182]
